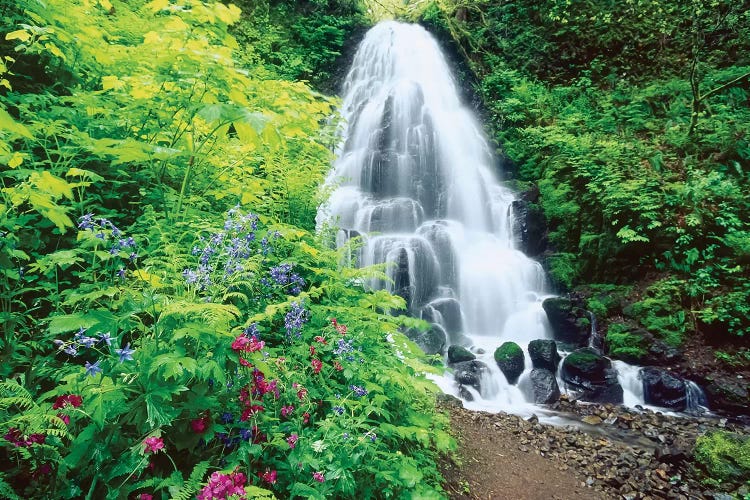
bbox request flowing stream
[317,21,706,417]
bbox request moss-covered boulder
[542,297,590,348]
[494,342,525,384]
[447,345,475,363]
[561,347,623,404]
[528,339,561,371]
[605,323,683,365]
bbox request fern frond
[170,461,210,500]
[0,473,22,500]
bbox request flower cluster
[230,334,264,354]
[52,394,83,409]
[183,207,261,291]
[350,385,368,398]
[143,436,165,454]
[77,214,138,277]
[3,428,46,448]
[268,263,305,295]
[196,470,247,500]
[284,300,309,339]
[331,318,347,335]
[53,327,112,358]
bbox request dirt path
[440,404,608,500]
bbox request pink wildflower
[259,469,277,485]
[281,405,294,418]
[311,359,322,374]
[190,416,210,434]
[143,436,164,454]
[312,471,325,483]
[287,433,298,449]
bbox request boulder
[447,345,475,363]
[703,377,749,415]
[404,324,446,355]
[542,297,591,348]
[494,342,525,385]
[452,360,489,393]
[529,368,561,404]
[561,348,623,404]
[528,339,561,371]
[641,368,687,411]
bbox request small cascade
[613,361,644,407]
[685,380,709,413]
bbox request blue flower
[350,385,368,397]
[117,268,126,280]
[99,332,112,346]
[77,213,95,230]
[114,343,135,363]
[79,336,98,348]
[332,406,345,415]
[84,360,102,377]
[63,346,78,357]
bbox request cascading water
[318,20,700,417]
[317,20,551,414]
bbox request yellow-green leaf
[5,30,31,42]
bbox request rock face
[453,360,489,393]
[494,342,525,384]
[542,297,590,348]
[641,368,687,410]
[528,339,561,372]
[529,368,561,404]
[561,348,623,404]
[447,345,475,363]
[404,324,446,355]
[511,187,547,257]
[703,377,749,415]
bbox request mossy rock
[694,431,750,486]
[494,342,524,384]
[447,345,475,363]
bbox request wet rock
[453,360,489,393]
[703,377,750,415]
[561,348,624,404]
[447,345,475,363]
[528,339,561,371]
[511,189,547,257]
[421,297,463,337]
[642,368,687,411]
[542,297,590,348]
[529,368,561,404]
[494,341,525,384]
[404,324,446,355]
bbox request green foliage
[624,279,690,346]
[0,1,451,498]
[605,322,647,360]
[693,431,750,487]
[581,284,632,319]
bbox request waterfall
[316,20,551,413]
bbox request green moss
[694,431,750,486]
[624,279,689,346]
[564,350,601,368]
[494,342,522,364]
[605,322,647,359]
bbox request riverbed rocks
[561,348,624,404]
[494,341,525,384]
[542,297,591,348]
[528,339,561,371]
[641,368,688,411]
[440,396,750,499]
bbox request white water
[317,21,662,417]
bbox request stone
[404,324,446,355]
[528,339,562,371]
[542,297,591,347]
[641,368,687,411]
[561,348,624,404]
[453,360,489,393]
[511,191,548,257]
[447,345,475,363]
[529,368,561,404]
[494,341,525,384]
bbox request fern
[0,473,22,500]
[169,461,210,500]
